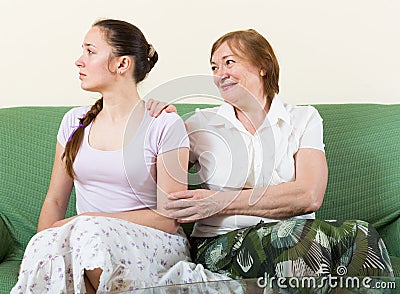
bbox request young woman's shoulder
[145,110,189,154]
[57,106,91,147]
[156,110,184,125]
[62,105,91,121]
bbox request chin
[80,84,95,92]
[221,93,239,104]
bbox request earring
[117,69,122,75]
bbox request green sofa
[0,104,399,293]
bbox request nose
[75,55,84,68]
[215,64,230,78]
[213,67,230,86]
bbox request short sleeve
[185,111,202,164]
[156,112,189,154]
[299,107,325,152]
[57,106,90,148]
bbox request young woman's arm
[155,147,189,232]
[37,142,74,232]
[51,148,189,235]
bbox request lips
[79,72,86,79]
[220,82,237,91]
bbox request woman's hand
[163,189,235,223]
[146,99,177,117]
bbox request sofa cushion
[0,260,20,294]
[312,104,400,258]
[0,107,77,256]
[0,216,14,262]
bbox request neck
[100,84,142,122]
[233,95,270,134]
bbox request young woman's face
[211,41,265,106]
[75,26,117,93]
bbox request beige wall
[1,0,399,108]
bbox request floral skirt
[11,216,192,293]
[191,219,394,279]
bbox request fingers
[167,190,194,200]
[177,217,199,223]
[164,198,194,210]
[146,98,154,110]
[168,206,198,219]
[146,99,169,117]
[165,105,177,113]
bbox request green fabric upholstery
[0,104,399,293]
[315,104,400,283]
[0,107,77,293]
[312,104,400,258]
[391,256,400,278]
[0,260,20,293]
[0,216,14,263]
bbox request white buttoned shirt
[186,96,325,237]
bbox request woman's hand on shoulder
[146,99,177,117]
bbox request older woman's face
[211,42,265,106]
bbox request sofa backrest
[0,107,77,256]
[312,104,400,257]
[311,104,399,225]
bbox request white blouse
[186,96,325,237]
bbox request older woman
[148,29,393,280]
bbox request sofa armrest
[0,216,14,262]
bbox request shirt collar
[208,102,243,130]
[266,95,291,126]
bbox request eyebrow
[82,43,96,48]
[211,54,234,64]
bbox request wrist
[218,190,242,215]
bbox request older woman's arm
[222,148,327,218]
[165,148,327,222]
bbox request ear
[116,56,133,75]
[260,69,266,76]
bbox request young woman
[12,19,191,293]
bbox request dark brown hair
[62,19,158,178]
[211,29,279,105]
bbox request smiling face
[75,26,118,93]
[210,41,266,107]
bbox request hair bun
[148,44,155,58]
[147,44,158,72]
